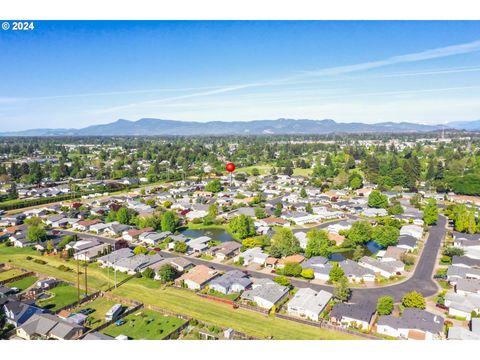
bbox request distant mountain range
[0,118,479,136]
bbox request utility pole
[84,259,88,297]
[76,250,80,303]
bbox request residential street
[59,215,446,304]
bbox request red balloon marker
[226,162,236,173]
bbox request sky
[1,20,480,131]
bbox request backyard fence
[54,291,102,314]
[0,271,35,286]
[80,302,144,338]
[275,313,379,340]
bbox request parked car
[115,319,126,326]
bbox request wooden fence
[275,313,379,340]
[54,291,102,314]
[80,302,144,338]
[0,271,35,286]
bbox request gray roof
[288,288,332,315]
[378,308,444,334]
[302,256,329,269]
[398,235,417,248]
[456,278,480,293]
[83,331,114,340]
[340,259,375,277]
[452,256,480,268]
[448,326,480,340]
[114,253,163,272]
[330,302,376,323]
[210,270,252,291]
[97,248,134,264]
[19,313,83,339]
[241,278,288,304]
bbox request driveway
[60,215,447,305]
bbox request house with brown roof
[277,254,305,269]
[207,241,242,260]
[122,227,154,242]
[176,265,220,290]
[72,219,102,232]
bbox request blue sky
[1,20,480,131]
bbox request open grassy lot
[36,283,81,311]
[74,297,118,327]
[0,245,130,290]
[113,279,362,340]
[236,164,312,177]
[6,275,38,291]
[101,309,186,340]
[0,268,25,281]
[0,245,362,340]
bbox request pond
[180,227,237,243]
[328,240,383,262]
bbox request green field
[112,279,361,340]
[0,268,25,281]
[0,245,362,340]
[74,297,118,327]
[0,245,130,290]
[36,283,81,311]
[236,164,313,177]
[6,276,38,291]
[101,309,186,340]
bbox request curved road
[61,215,447,304]
[160,215,447,304]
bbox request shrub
[33,259,47,265]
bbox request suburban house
[382,246,407,262]
[287,288,332,321]
[186,236,211,253]
[208,270,252,294]
[330,302,376,330]
[240,278,289,310]
[72,219,102,232]
[112,253,164,274]
[452,256,480,269]
[73,243,111,262]
[122,227,154,242]
[301,256,332,281]
[234,247,268,266]
[447,265,480,284]
[455,278,480,295]
[276,254,305,269]
[97,248,134,267]
[358,256,404,278]
[3,300,45,327]
[397,235,419,252]
[138,231,171,245]
[177,265,220,290]
[207,241,242,260]
[339,259,376,283]
[400,225,423,240]
[376,308,445,340]
[16,313,84,340]
[444,292,480,320]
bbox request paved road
[60,215,447,304]
[161,215,447,303]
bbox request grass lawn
[0,268,25,281]
[112,280,362,340]
[0,245,362,339]
[101,309,186,340]
[36,283,81,311]
[236,164,312,177]
[74,297,118,327]
[6,275,38,291]
[0,245,130,291]
[206,289,240,301]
